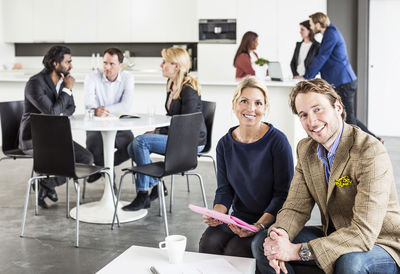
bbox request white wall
[369,0,400,136]
[276,0,326,77]
[0,0,15,68]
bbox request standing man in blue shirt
[302,12,379,141]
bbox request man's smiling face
[295,91,343,150]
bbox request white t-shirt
[296,41,312,76]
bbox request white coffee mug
[159,235,187,264]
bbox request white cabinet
[32,0,65,42]
[2,0,197,43]
[131,0,197,42]
[65,0,97,42]
[197,0,237,19]
[96,0,132,42]
[236,0,278,61]
[2,0,34,42]
[65,0,131,42]
[197,44,237,82]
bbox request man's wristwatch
[299,243,312,261]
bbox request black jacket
[290,41,320,76]
[18,69,75,152]
[157,85,207,146]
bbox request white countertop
[199,79,299,87]
[0,69,167,84]
[0,69,298,87]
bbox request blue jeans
[335,245,400,274]
[252,226,400,274]
[127,134,204,191]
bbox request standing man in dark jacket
[302,12,379,140]
[19,45,93,209]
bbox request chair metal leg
[30,163,34,178]
[81,178,86,200]
[74,180,80,248]
[186,172,208,208]
[211,158,217,177]
[199,154,217,177]
[34,179,39,216]
[169,175,174,213]
[131,160,136,185]
[21,177,35,237]
[158,182,162,217]
[185,174,190,192]
[159,180,169,236]
[112,171,129,230]
[109,172,122,230]
[66,179,70,218]
[21,175,47,238]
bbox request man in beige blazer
[252,79,400,274]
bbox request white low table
[97,245,256,274]
[69,114,170,224]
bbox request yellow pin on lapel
[335,176,353,188]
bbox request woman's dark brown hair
[233,31,258,67]
[300,20,315,42]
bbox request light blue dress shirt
[84,69,134,114]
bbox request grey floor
[0,136,399,274]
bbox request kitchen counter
[0,69,168,84]
[0,69,298,86]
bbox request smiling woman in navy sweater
[199,76,294,261]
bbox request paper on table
[188,204,258,232]
[119,114,140,119]
[152,258,241,274]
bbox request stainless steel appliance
[199,19,236,44]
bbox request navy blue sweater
[214,123,294,224]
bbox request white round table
[69,114,170,224]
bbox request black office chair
[162,101,216,213]
[184,100,216,193]
[0,101,32,168]
[112,113,207,235]
[20,114,115,247]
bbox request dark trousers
[253,226,324,274]
[335,81,377,138]
[86,130,134,166]
[40,141,94,190]
[199,223,262,258]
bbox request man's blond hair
[289,79,346,121]
[309,12,331,28]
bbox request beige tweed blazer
[272,123,400,274]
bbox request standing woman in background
[290,20,320,78]
[234,31,260,79]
